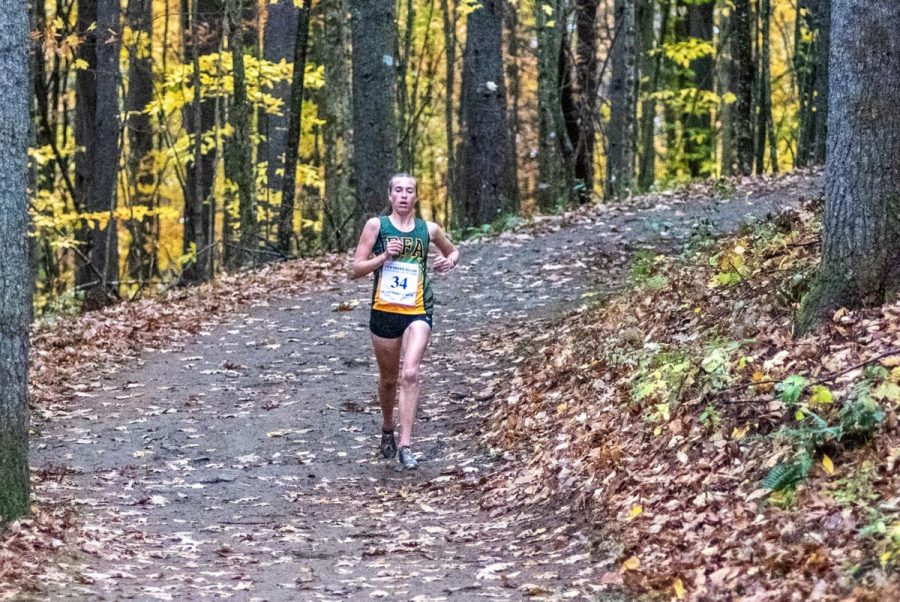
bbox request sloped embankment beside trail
[478,200,900,599]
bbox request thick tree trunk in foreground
[606,0,637,199]
[457,0,516,227]
[350,0,397,235]
[0,0,32,522]
[797,1,900,334]
[75,0,120,309]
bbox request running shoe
[380,430,397,459]
[398,446,418,470]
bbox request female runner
[350,174,459,469]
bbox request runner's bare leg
[398,321,431,447]
[371,334,402,431]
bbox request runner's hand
[384,239,403,259]
[433,256,456,273]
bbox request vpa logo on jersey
[386,236,425,260]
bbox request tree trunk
[755,0,774,173]
[439,0,457,217]
[260,0,299,194]
[812,0,830,165]
[796,0,900,334]
[225,0,258,267]
[504,0,520,198]
[321,0,354,251]
[684,0,713,179]
[125,0,157,282]
[795,0,815,167]
[457,0,517,227]
[573,0,599,203]
[729,0,754,175]
[637,0,670,191]
[182,0,220,283]
[277,0,311,255]
[350,0,398,234]
[606,0,637,199]
[75,0,120,309]
[0,0,32,522]
[535,0,572,210]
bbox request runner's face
[389,177,417,213]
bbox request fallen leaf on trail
[599,571,624,585]
[620,556,640,572]
[821,454,834,475]
[627,504,643,520]
[673,577,686,599]
[476,562,515,580]
[333,300,359,312]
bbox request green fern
[762,453,813,491]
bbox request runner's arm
[350,218,399,279]
[428,222,459,274]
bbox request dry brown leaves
[0,498,75,597]
[478,199,900,600]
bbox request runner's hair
[388,172,417,194]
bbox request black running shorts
[369,309,433,339]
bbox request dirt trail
[29,175,816,600]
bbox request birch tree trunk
[797,0,900,334]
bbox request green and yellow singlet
[371,216,433,316]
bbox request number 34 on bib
[379,261,420,306]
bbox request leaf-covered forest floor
[7,169,891,600]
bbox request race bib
[379,261,420,306]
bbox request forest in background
[29,0,829,313]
